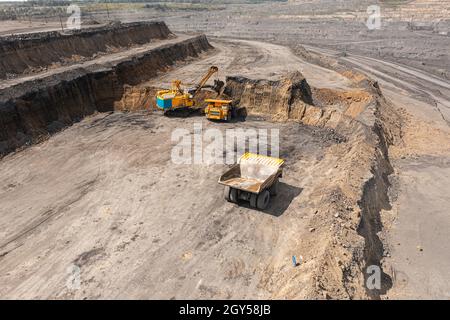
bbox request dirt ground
[0,32,358,298]
[0,112,342,299]
[145,38,353,91]
[1,0,449,300]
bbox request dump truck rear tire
[231,107,237,119]
[250,193,258,208]
[224,186,231,202]
[229,188,239,203]
[269,179,279,196]
[257,190,270,210]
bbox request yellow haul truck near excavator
[156,66,219,112]
[204,99,235,122]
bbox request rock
[309,227,316,232]
[223,71,313,118]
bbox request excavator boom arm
[193,66,218,97]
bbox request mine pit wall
[224,74,400,299]
[354,82,401,299]
[0,21,172,79]
[0,35,212,157]
[224,72,313,120]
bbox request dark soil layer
[0,21,172,79]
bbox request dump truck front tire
[257,190,270,210]
[229,188,239,203]
[224,186,231,202]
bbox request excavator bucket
[213,80,225,94]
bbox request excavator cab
[156,80,193,110]
[156,66,219,112]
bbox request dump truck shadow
[264,183,303,217]
[207,116,247,124]
[239,182,302,217]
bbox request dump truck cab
[204,99,234,121]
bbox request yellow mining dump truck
[219,153,285,210]
[204,99,235,121]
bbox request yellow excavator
[156,66,220,112]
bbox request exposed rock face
[0,35,213,156]
[224,71,313,120]
[0,21,172,79]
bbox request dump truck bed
[219,153,284,194]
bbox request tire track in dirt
[144,38,353,92]
[303,44,450,125]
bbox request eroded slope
[0,21,172,79]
